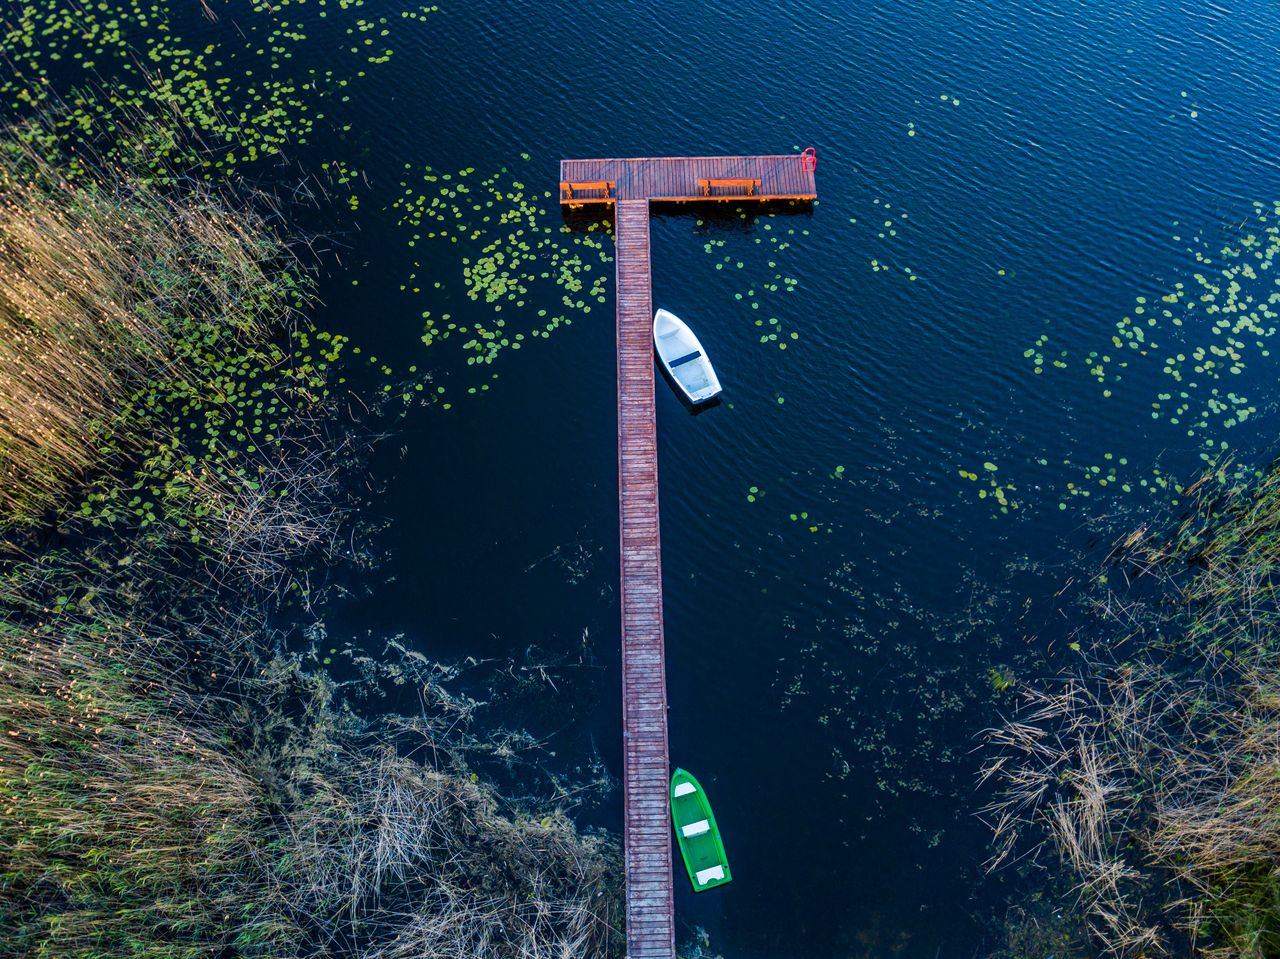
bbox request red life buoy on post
[801,147,818,172]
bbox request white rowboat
[653,309,722,405]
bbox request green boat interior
[670,769,732,891]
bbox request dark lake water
[314,1,1280,952]
[319,0,1280,954]
[17,0,1280,954]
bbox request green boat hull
[670,768,732,891]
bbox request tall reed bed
[0,135,298,525]
[0,116,622,959]
[0,601,622,959]
[0,618,298,956]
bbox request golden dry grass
[0,139,290,524]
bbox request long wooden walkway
[614,197,673,959]
[566,151,817,959]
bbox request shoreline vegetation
[0,131,304,526]
[984,459,1280,958]
[0,114,622,958]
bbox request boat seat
[696,865,725,885]
[669,349,702,368]
[673,782,696,797]
[681,819,711,838]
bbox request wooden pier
[561,152,817,206]
[565,151,817,959]
[614,197,672,959]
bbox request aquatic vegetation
[958,461,1022,514]
[987,902,1090,959]
[984,460,1280,957]
[1180,89,1203,121]
[765,440,1037,847]
[0,618,298,956]
[856,198,918,280]
[752,309,802,348]
[0,609,622,958]
[391,161,613,401]
[987,667,1014,693]
[1023,205,1280,507]
[175,440,353,596]
[0,135,329,528]
[0,9,649,957]
[0,0,437,176]
[320,158,365,210]
[695,209,810,349]
[787,509,831,534]
[1024,333,1068,375]
[872,199,908,240]
[0,384,621,958]
[776,526,1017,813]
[79,311,350,537]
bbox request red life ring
[801,147,818,172]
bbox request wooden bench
[560,180,615,201]
[699,177,761,197]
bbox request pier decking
[567,151,816,959]
[614,197,674,959]
[561,153,816,205]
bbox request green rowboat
[670,768,732,891]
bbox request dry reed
[0,135,296,524]
[982,463,1280,957]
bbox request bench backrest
[698,177,761,196]
[560,180,615,199]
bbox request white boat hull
[653,309,722,404]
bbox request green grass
[0,69,622,959]
[0,605,624,958]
